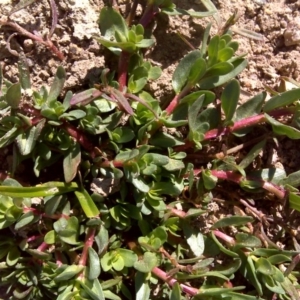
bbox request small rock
[23,39,34,52]
[284,17,300,46]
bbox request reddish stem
[139,3,159,28]
[118,51,131,91]
[55,251,63,267]
[152,266,199,296]
[0,17,64,60]
[165,84,192,115]
[205,108,292,140]
[195,169,286,200]
[37,242,49,252]
[27,235,43,243]
[64,123,96,158]
[213,230,235,246]
[78,227,96,267]
[175,108,294,152]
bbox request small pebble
[284,17,300,46]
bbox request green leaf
[81,279,108,300]
[0,182,78,197]
[198,57,247,89]
[187,58,207,86]
[16,120,45,156]
[207,35,219,66]
[202,169,218,190]
[0,126,20,148]
[172,50,201,93]
[134,252,158,273]
[7,247,20,266]
[88,247,101,280]
[60,109,86,120]
[218,47,234,61]
[150,132,185,147]
[170,282,181,300]
[63,142,81,183]
[268,254,291,265]
[256,257,275,275]
[188,95,205,132]
[279,170,300,187]
[204,61,234,77]
[235,233,262,248]
[212,216,254,229]
[243,256,263,295]
[200,23,212,57]
[94,37,135,53]
[135,272,150,300]
[234,92,266,121]
[142,153,169,166]
[74,189,99,218]
[47,66,66,104]
[183,222,204,257]
[247,168,286,185]
[289,193,300,212]
[54,265,84,282]
[263,88,300,112]
[6,83,21,108]
[53,216,79,245]
[239,140,266,169]
[118,249,138,267]
[115,149,139,163]
[148,66,162,80]
[151,181,182,196]
[162,158,185,171]
[18,54,31,90]
[112,127,135,143]
[44,230,56,244]
[112,256,124,271]
[15,211,35,230]
[221,79,240,124]
[26,248,51,260]
[262,274,285,294]
[265,113,300,139]
[136,39,155,48]
[95,226,109,255]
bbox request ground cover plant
[0,0,300,299]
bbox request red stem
[64,123,96,158]
[165,84,192,115]
[0,18,64,60]
[37,242,49,252]
[175,108,293,152]
[139,3,159,28]
[78,227,96,266]
[213,230,235,246]
[118,51,131,91]
[197,169,286,200]
[152,266,199,296]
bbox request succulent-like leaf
[221,79,240,124]
[74,189,99,218]
[198,57,247,89]
[6,83,21,108]
[263,88,300,112]
[172,50,202,94]
[88,247,101,280]
[47,66,66,104]
[212,216,254,229]
[63,142,81,183]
